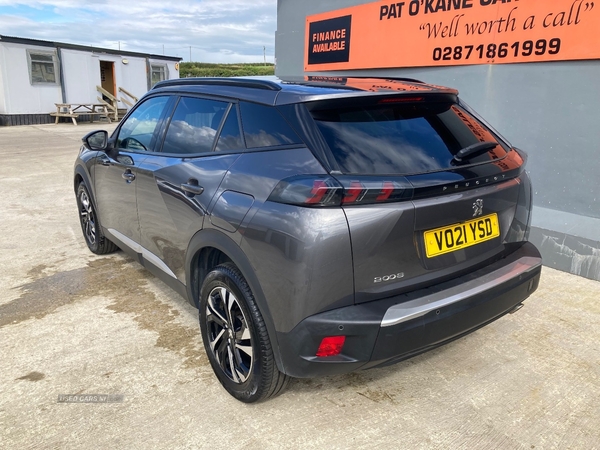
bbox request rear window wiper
[452,141,498,163]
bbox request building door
[100,61,116,99]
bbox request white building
[0,35,182,126]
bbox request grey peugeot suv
[74,76,541,403]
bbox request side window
[215,106,243,152]
[117,96,170,151]
[240,102,303,148]
[150,64,168,87]
[27,50,59,85]
[162,97,229,154]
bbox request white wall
[61,49,100,104]
[62,51,147,105]
[0,45,7,114]
[119,57,148,100]
[0,42,62,114]
[166,60,180,80]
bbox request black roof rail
[152,77,282,91]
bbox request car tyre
[76,182,119,255]
[199,263,289,403]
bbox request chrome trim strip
[109,228,143,253]
[108,228,177,279]
[143,250,177,279]
[380,256,541,328]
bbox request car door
[94,95,172,248]
[135,96,244,282]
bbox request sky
[0,0,277,63]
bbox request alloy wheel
[79,190,96,246]
[205,286,253,383]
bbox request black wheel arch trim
[74,163,98,210]
[185,228,285,374]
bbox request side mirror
[83,130,108,151]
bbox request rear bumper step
[380,254,540,327]
[276,242,541,378]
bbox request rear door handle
[181,181,204,197]
[122,170,136,183]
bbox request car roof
[150,76,459,106]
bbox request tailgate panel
[345,179,521,304]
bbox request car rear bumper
[276,241,542,378]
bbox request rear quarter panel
[216,148,355,333]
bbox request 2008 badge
[374,272,405,283]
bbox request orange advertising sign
[305,0,600,71]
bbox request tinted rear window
[215,107,244,152]
[240,102,303,148]
[311,102,507,175]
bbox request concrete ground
[0,123,599,450]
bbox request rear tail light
[376,181,395,201]
[305,180,334,204]
[316,336,346,357]
[342,181,366,204]
[340,179,410,205]
[268,176,412,207]
[268,176,343,207]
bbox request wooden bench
[51,103,112,125]
[50,111,80,125]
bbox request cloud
[0,0,276,62]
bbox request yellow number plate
[424,213,500,258]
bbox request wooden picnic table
[50,103,111,125]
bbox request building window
[27,50,59,85]
[151,64,168,86]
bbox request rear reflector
[316,336,346,357]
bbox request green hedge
[179,63,275,78]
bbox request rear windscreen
[311,102,508,175]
